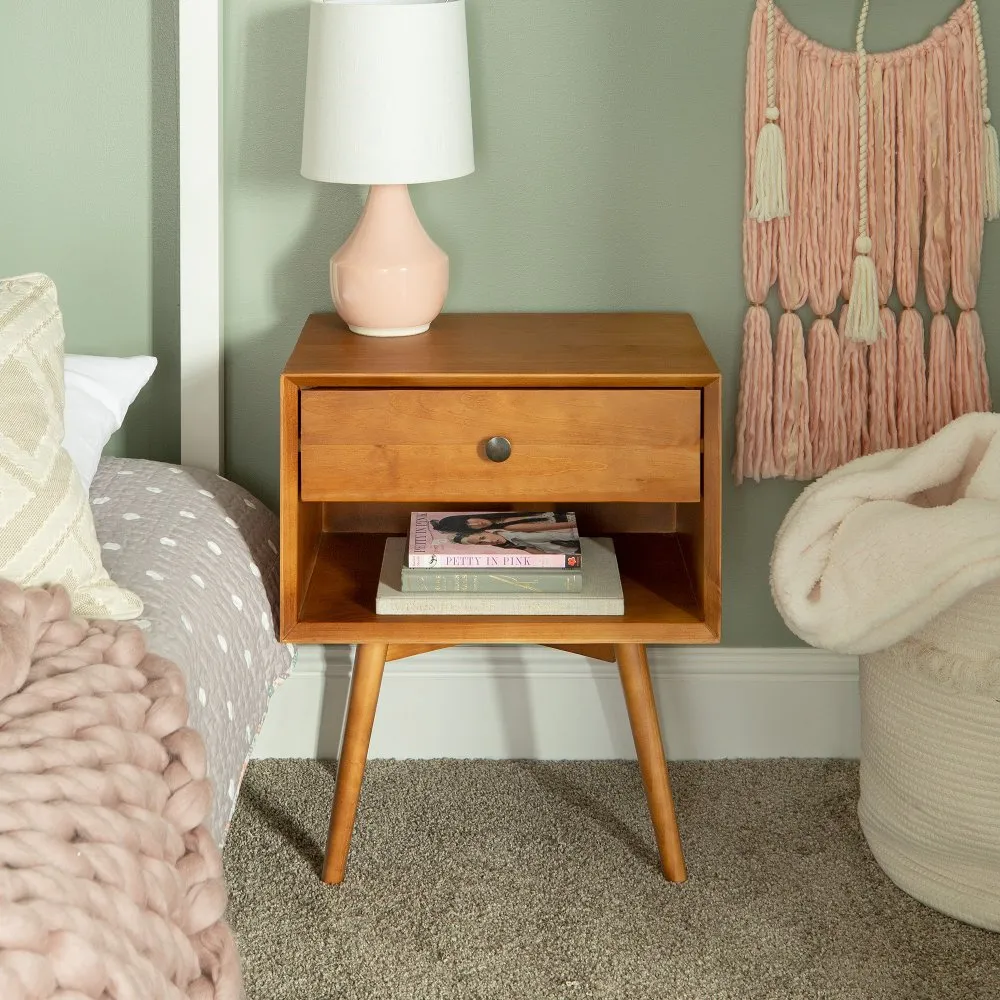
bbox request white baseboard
[252,645,860,761]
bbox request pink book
[407,511,582,569]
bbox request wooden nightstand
[280,312,721,885]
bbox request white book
[376,536,624,616]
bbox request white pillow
[63,354,157,492]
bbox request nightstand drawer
[300,388,702,502]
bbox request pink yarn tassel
[896,308,928,448]
[734,305,775,484]
[927,313,955,434]
[948,21,989,415]
[736,5,778,484]
[954,309,992,414]
[867,306,897,453]
[807,318,844,477]
[838,304,868,462]
[773,311,812,479]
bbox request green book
[401,566,583,594]
[377,537,624,616]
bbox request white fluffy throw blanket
[771,413,1000,655]
[0,582,243,999]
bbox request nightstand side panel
[279,376,321,640]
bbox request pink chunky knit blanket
[0,581,243,999]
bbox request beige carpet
[223,760,998,1000]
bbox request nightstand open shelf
[280,312,721,887]
[283,529,715,645]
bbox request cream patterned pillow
[0,274,142,619]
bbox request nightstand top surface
[283,312,719,387]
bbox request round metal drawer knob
[485,435,512,463]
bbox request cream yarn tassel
[986,115,1000,220]
[846,0,882,343]
[973,2,1000,220]
[750,0,791,222]
[847,237,880,344]
[751,110,791,221]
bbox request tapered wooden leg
[322,642,388,884]
[615,643,687,882]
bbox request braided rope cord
[855,0,872,252]
[765,0,779,119]
[972,0,991,123]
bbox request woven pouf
[859,583,1000,931]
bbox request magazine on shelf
[407,510,582,569]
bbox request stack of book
[376,510,624,615]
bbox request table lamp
[301,0,475,337]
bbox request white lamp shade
[301,0,475,185]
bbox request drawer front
[300,388,702,502]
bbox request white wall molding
[178,0,223,473]
[253,645,860,761]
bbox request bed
[34,2,282,852]
[89,456,293,846]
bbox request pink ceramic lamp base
[331,184,448,338]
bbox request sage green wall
[224,0,1000,646]
[0,3,179,463]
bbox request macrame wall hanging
[735,0,1000,484]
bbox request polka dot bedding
[90,457,294,846]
